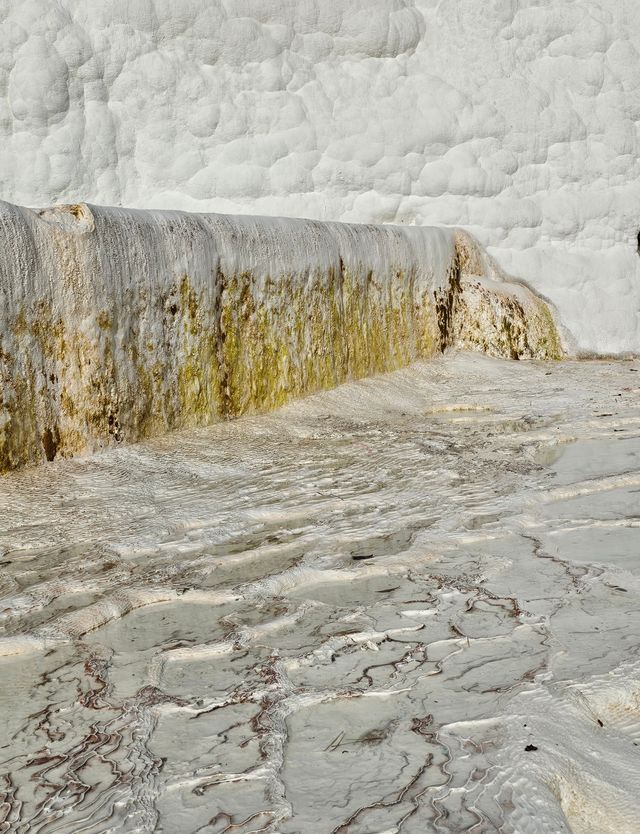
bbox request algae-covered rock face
[449,231,563,361]
[452,277,563,360]
[0,201,562,473]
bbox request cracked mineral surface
[1,353,639,832]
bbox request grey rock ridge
[0,200,561,472]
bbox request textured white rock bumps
[0,1,639,353]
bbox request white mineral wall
[0,0,639,354]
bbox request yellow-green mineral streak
[0,206,563,474]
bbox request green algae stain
[0,262,444,474]
[174,276,222,429]
[216,263,443,423]
[0,246,562,476]
[532,300,563,360]
[451,281,563,361]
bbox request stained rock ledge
[0,201,562,472]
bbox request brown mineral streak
[0,202,562,473]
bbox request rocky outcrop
[0,201,561,472]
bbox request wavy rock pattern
[0,354,639,832]
[0,201,560,473]
[1,1,639,352]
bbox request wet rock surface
[0,354,639,832]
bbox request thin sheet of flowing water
[1,354,639,833]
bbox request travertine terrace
[0,201,560,472]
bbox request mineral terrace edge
[0,201,562,472]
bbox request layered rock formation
[0,201,561,472]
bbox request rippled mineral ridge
[1,355,640,832]
[1,0,640,352]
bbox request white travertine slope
[0,0,639,353]
[1,355,640,832]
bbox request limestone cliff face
[0,201,561,472]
